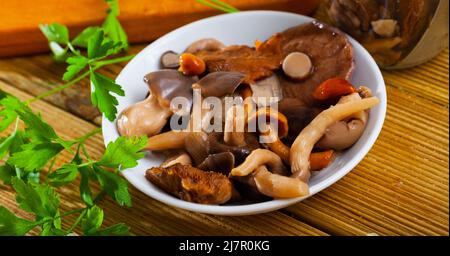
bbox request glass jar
[324,0,449,69]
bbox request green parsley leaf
[105,0,119,16]
[48,163,78,187]
[103,0,128,51]
[15,107,58,141]
[0,94,22,132]
[0,164,15,185]
[63,55,89,81]
[40,221,66,236]
[39,23,69,44]
[12,178,60,219]
[98,136,147,170]
[93,164,131,207]
[8,142,64,172]
[71,26,101,48]
[0,206,37,236]
[90,70,124,121]
[81,206,103,235]
[79,166,94,206]
[94,223,130,236]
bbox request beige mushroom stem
[145,131,190,151]
[290,96,380,182]
[161,150,192,168]
[224,106,246,147]
[117,95,171,137]
[231,149,286,177]
[254,165,309,198]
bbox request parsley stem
[81,143,92,161]
[66,209,87,234]
[27,54,135,104]
[75,127,102,143]
[26,70,90,104]
[93,54,136,68]
[196,0,239,13]
[77,161,97,168]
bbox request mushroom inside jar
[325,0,442,67]
[118,22,381,205]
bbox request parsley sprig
[196,0,240,13]
[1,0,239,236]
[0,0,147,236]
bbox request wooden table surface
[0,13,448,236]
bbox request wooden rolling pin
[0,0,319,57]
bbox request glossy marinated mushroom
[160,150,192,168]
[282,52,313,80]
[247,108,290,163]
[250,75,283,107]
[160,51,180,69]
[192,71,245,98]
[231,149,308,198]
[371,19,398,38]
[117,95,171,138]
[145,131,189,151]
[316,92,369,150]
[231,149,287,177]
[146,164,233,204]
[224,105,246,147]
[184,132,209,166]
[179,53,206,76]
[290,95,380,182]
[327,0,379,38]
[207,132,260,164]
[198,152,235,175]
[254,165,309,198]
[185,38,226,54]
[117,70,195,137]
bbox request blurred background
[1,0,447,69]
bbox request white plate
[102,11,387,216]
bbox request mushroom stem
[254,166,309,198]
[290,96,380,181]
[224,106,246,147]
[231,149,286,177]
[145,131,190,151]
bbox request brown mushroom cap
[192,71,245,98]
[160,51,180,69]
[279,22,355,104]
[315,113,368,150]
[144,69,197,109]
[185,38,226,54]
[197,152,235,175]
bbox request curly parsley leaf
[47,163,78,187]
[63,55,89,81]
[93,164,131,207]
[98,136,147,170]
[90,70,124,121]
[71,27,101,48]
[103,0,128,51]
[8,142,64,172]
[81,205,103,235]
[39,23,69,45]
[0,206,37,236]
[0,94,22,132]
[79,165,94,207]
[12,178,60,219]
